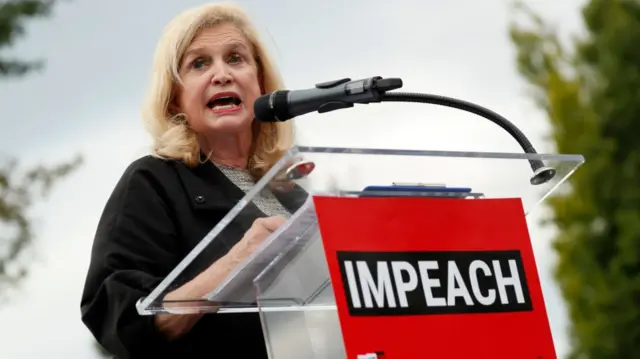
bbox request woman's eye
[192,57,209,69]
[228,53,243,64]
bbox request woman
[80,3,305,358]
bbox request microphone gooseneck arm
[378,92,556,185]
[256,76,556,185]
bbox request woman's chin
[203,110,253,132]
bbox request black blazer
[80,154,307,359]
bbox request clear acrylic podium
[136,145,584,359]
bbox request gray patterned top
[213,162,291,219]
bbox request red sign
[312,196,556,359]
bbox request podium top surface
[135,146,584,315]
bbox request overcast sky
[0,0,586,357]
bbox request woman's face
[176,23,261,136]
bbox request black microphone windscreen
[254,90,291,122]
[254,94,275,122]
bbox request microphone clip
[315,76,403,114]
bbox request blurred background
[1,0,637,358]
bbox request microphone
[256,75,556,185]
[254,76,403,122]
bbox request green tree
[0,1,109,357]
[1,0,54,76]
[0,156,82,299]
[509,0,640,357]
[0,0,83,300]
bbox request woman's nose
[211,70,232,85]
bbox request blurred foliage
[509,0,640,357]
[0,0,55,76]
[0,155,82,298]
[0,2,112,357]
[0,0,83,301]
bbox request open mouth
[207,95,242,111]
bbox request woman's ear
[255,59,265,93]
[259,71,265,94]
[168,101,180,116]
[168,91,181,116]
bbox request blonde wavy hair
[142,3,293,180]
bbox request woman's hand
[154,215,287,341]
[227,216,287,265]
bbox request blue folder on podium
[358,184,484,198]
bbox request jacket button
[194,195,206,204]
